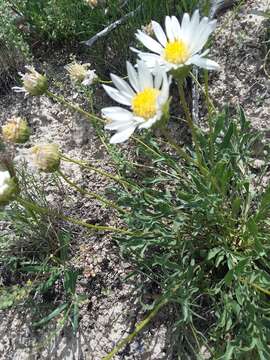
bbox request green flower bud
[2,116,31,144]
[13,66,48,96]
[31,144,61,173]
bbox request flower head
[85,0,106,8]
[2,116,30,144]
[30,144,60,173]
[0,170,18,206]
[132,10,220,73]
[13,66,48,96]
[102,61,170,143]
[65,62,98,86]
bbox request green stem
[61,155,133,189]
[16,197,132,234]
[177,80,208,175]
[203,70,215,163]
[46,90,104,125]
[103,298,168,360]
[57,170,125,214]
[160,127,192,164]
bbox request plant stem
[46,90,104,125]
[16,197,132,234]
[61,155,133,189]
[177,80,208,175]
[103,298,168,360]
[57,170,125,214]
[203,70,215,163]
[160,127,192,164]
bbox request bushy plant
[0,164,84,335]
[4,5,270,359]
[0,0,30,90]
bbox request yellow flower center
[164,40,189,64]
[131,88,159,120]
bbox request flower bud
[2,116,30,144]
[0,170,18,206]
[141,22,154,37]
[85,0,106,8]
[13,66,48,96]
[30,144,60,173]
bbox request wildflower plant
[6,8,270,360]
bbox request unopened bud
[31,144,60,173]
[2,116,30,144]
[13,66,48,96]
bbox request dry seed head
[31,143,60,173]
[2,116,30,144]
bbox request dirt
[0,0,269,359]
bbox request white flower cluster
[102,10,220,143]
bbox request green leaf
[213,114,225,141]
[59,231,71,263]
[219,122,234,150]
[33,302,69,328]
[64,269,79,295]
[232,197,241,217]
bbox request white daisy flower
[132,10,220,73]
[102,61,171,144]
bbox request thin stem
[103,298,168,360]
[131,135,161,158]
[177,81,208,175]
[57,170,125,214]
[46,90,104,125]
[160,127,192,164]
[203,70,215,163]
[61,155,133,189]
[16,197,133,234]
[189,71,216,112]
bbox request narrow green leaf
[33,302,69,327]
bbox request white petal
[110,74,135,97]
[159,74,170,103]
[171,16,181,40]
[138,115,159,129]
[137,61,153,89]
[190,19,217,55]
[109,126,137,144]
[102,107,133,122]
[188,55,220,70]
[103,85,131,106]
[181,13,190,42]
[126,61,141,92]
[184,10,200,50]
[154,64,163,89]
[135,31,163,54]
[105,120,135,131]
[152,20,167,46]
[165,16,174,42]
[135,52,165,71]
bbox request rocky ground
[0,0,269,359]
